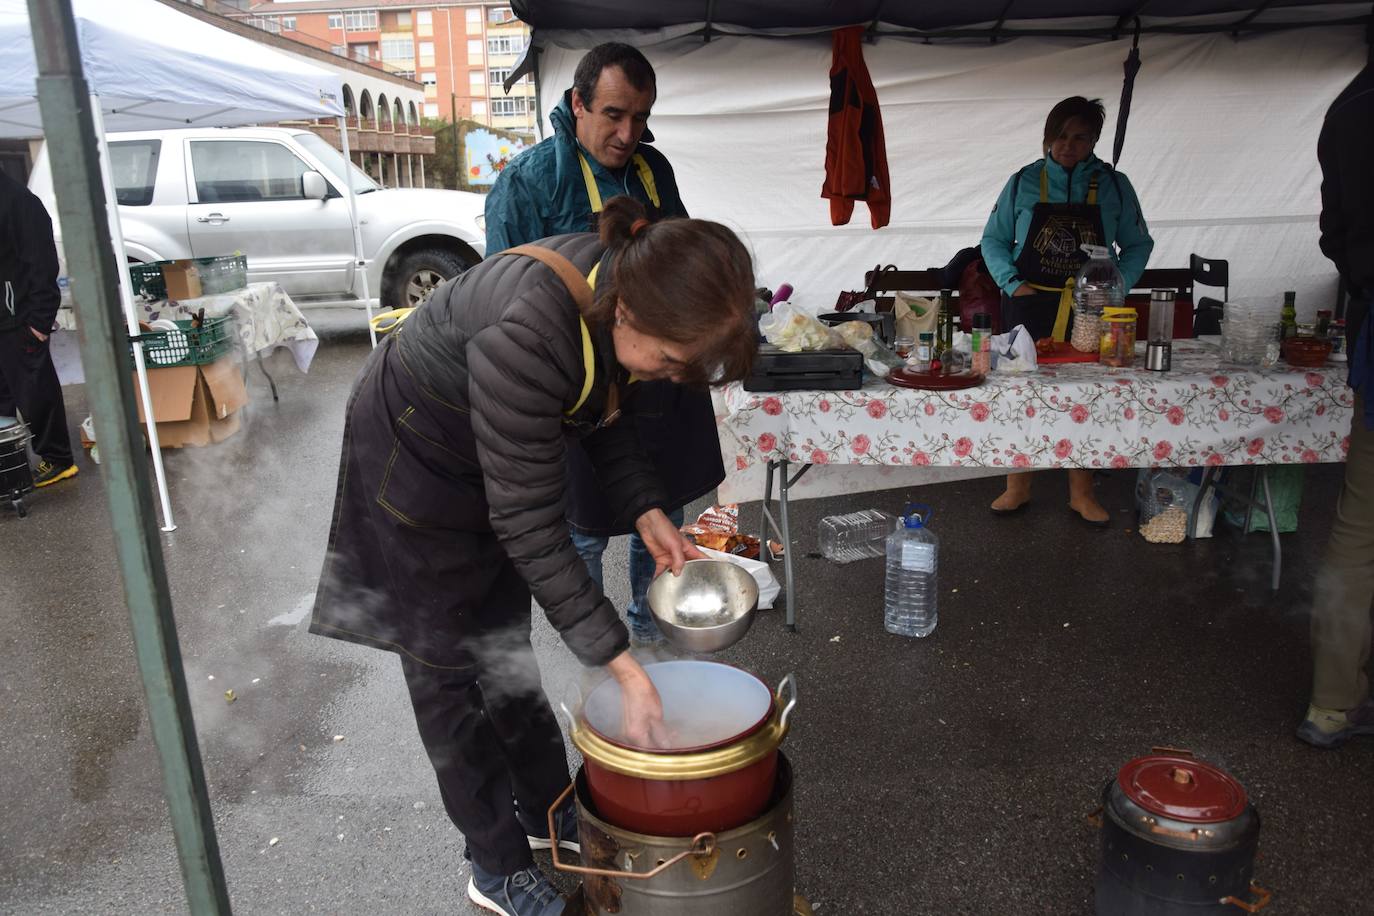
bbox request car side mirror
[301,170,329,201]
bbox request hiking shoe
[1296,700,1374,749]
[521,797,580,855]
[467,864,565,916]
[33,460,78,488]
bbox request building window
[489,68,510,84]
[395,11,411,27]
[491,97,527,116]
[353,45,371,62]
[281,16,295,30]
[472,101,488,117]
[328,13,343,29]
[487,35,524,56]
[469,70,485,90]
[421,72,438,87]
[381,38,414,61]
[424,102,439,118]
[243,15,280,34]
[489,7,516,24]
[417,11,432,26]
[331,45,346,57]
[344,10,379,31]
[466,8,481,24]
[419,41,435,57]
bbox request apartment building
[227,1,538,133]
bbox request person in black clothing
[0,170,76,487]
[1299,20,1374,749]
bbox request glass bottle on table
[936,289,955,353]
[971,312,992,375]
[1280,291,1297,340]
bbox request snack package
[681,504,784,559]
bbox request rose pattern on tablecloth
[722,341,1353,470]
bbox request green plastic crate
[129,316,236,368]
[128,255,249,300]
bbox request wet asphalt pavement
[1,312,1371,915]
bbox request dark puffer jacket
[312,233,666,667]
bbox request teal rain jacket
[483,90,688,254]
[980,153,1154,296]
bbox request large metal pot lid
[1117,754,1249,823]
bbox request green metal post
[25,1,232,912]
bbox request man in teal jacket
[484,43,721,647]
[484,44,687,250]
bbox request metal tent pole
[338,115,377,347]
[26,1,230,912]
[91,94,176,531]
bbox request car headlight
[474,213,486,232]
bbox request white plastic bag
[991,324,1038,372]
[697,547,782,610]
[758,302,843,352]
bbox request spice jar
[1098,307,1138,368]
[893,336,914,359]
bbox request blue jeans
[570,507,685,639]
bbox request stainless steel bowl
[647,559,759,653]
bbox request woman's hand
[606,651,672,748]
[1012,283,1036,298]
[634,508,706,577]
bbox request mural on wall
[464,128,530,186]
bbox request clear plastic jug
[1072,244,1125,319]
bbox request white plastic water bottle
[884,505,938,637]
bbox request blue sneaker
[1297,700,1374,749]
[521,797,580,855]
[467,864,565,916]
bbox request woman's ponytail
[598,195,650,247]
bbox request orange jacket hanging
[822,26,891,229]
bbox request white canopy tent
[0,0,349,529]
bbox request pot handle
[1220,882,1273,913]
[558,701,579,736]
[546,782,717,881]
[775,673,798,731]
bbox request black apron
[1013,165,1106,341]
[564,151,724,536]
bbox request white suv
[29,126,486,309]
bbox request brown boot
[990,472,1033,515]
[1067,469,1109,526]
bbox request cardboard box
[133,354,248,447]
[161,260,203,301]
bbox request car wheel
[388,248,473,309]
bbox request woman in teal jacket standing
[980,96,1154,526]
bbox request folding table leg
[1188,465,1218,539]
[778,463,796,631]
[1259,467,1282,591]
[257,354,279,402]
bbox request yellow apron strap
[1051,278,1075,342]
[632,154,661,209]
[1039,166,1049,203]
[567,261,601,416]
[579,149,660,213]
[1087,175,1099,206]
[370,307,415,335]
[577,150,603,213]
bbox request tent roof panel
[511,0,1370,34]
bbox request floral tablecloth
[720,340,1354,472]
[57,281,319,373]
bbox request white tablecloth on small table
[56,281,319,373]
